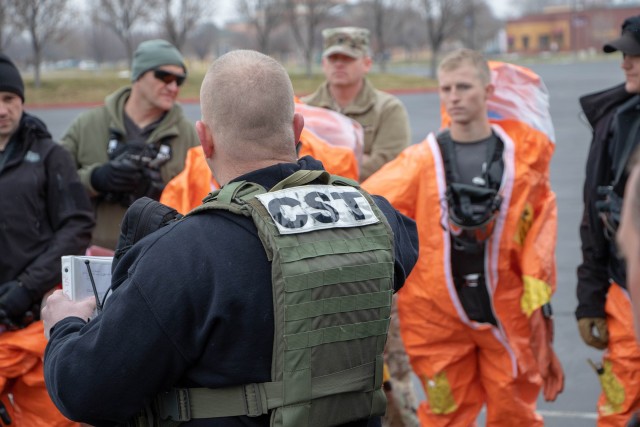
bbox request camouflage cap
[322,27,370,58]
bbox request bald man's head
[200,50,297,161]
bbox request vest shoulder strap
[185,181,267,217]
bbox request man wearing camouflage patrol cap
[304,27,418,427]
[302,26,411,182]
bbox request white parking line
[537,409,598,420]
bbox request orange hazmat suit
[362,119,561,426]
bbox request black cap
[0,54,24,102]
[604,15,640,55]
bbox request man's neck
[329,79,364,109]
[124,95,166,130]
[449,120,492,143]
[0,135,9,151]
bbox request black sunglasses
[153,69,186,87]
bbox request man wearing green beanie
[61,39,199,250]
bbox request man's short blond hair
[438,48,491,85]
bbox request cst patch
[255,185,379,235]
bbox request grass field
[20,51,616,106]
[22,67,436,107]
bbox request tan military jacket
[302,78,411,181]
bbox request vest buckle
[463,273,481,288]
[243,383,265,417]
[156,388,191,422]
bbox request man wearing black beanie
[0,54,24,102]
[0,53,94,426]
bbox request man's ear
[485,83,495,99]
[362,55,373,72]
[293,113,304,146]
[196,120,214,159]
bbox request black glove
[0,280,34,321]
[91,157,143,194]
[628,411,640,427]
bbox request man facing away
[301,27,410,182]
[363,48,564,426]
[62,39,199,250]
[42,50,419,427]
[577,15,640,426]
[0,53,94,426]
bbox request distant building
[506,4,640,53]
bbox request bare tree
[416,0,466,78]
[286,0,340,77]
[158,0,215,51]
[237,0,286,54]
[390,4,427,60]
[0,2,10,53]
[189,22,219,60]
[87,20,125,65]
[93,0,158,67]
[363,0,405,72]
[460,0,501,50]
[11,0,72,87]
[0,1,23,52]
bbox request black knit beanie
[0,54,24,102]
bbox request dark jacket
[44,156,419,427]
[0,113,94,301]
[576,84,637,319]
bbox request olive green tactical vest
[134,170,394,427]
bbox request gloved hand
[530,306,565,401]
[0,280,34,321]
[91,157,143,194]
[577,317,608,350]
[628,411,640,427]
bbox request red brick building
[506,5,640,53]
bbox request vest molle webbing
[145,170,395,426]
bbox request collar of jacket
[580,83,635,129]
[2,113,52,170]
[13,113,51,152]
[104,86,185,142]
[229,156,325,191]
[314,78,377,116]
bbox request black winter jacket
[0,113,94,303]
[44,157,419,427]
[576,84,637,319]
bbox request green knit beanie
[131,39,186,82]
